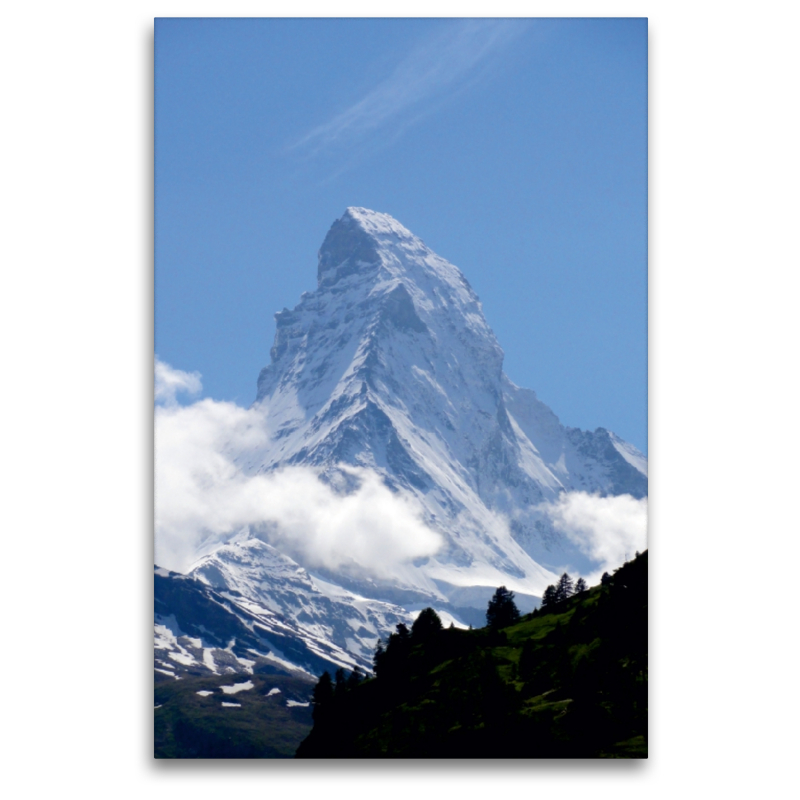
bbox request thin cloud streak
[292,19,528,157]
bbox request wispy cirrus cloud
[292,19,528,159]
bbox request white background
[1,1,798,796]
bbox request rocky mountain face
[155,541,414,677]
[250,208,645,594]
[155,207,646,676]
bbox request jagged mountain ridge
[155,540,417,677]
[188,536,422,668]
[246,208,646,602]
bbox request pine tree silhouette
[486,586,521,628]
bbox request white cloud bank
[537,491,648,583]
[154,359,443,576]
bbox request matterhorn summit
[249,208,646,609]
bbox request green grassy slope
[155,672,314,758]
[297,551,647,758]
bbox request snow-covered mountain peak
[317,208,383,289]
[155,209,647,685]
[317,208,481,306]
[257,208,502,408]
[250,209,646,602]
[339,206,416,240]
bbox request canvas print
[154,18,648,758]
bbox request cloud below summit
[154,360,443,576]
[537,491,648,583]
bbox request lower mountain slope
[154,563,367,680]
[186,536,417,668]
[155,672,314,758]
[296,551,647,758]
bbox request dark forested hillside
[155,672,314,758]
[296,551,647,758]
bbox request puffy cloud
[154,368,442,576]
[537,492,648,583]
[247,465,443,579]
[155,357,201,405]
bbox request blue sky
[155,17,647,452]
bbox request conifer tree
[541,585,557,608]
[574,577,588,594]
[373,639,386,677]
[394,622,411,641]
[311,671,334,721]
[411,607,443,641]
[554,573,574,603]
[334,667,347,698]
[486,586,520,628]
[346,667,362,690]
[380,622,413,677]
